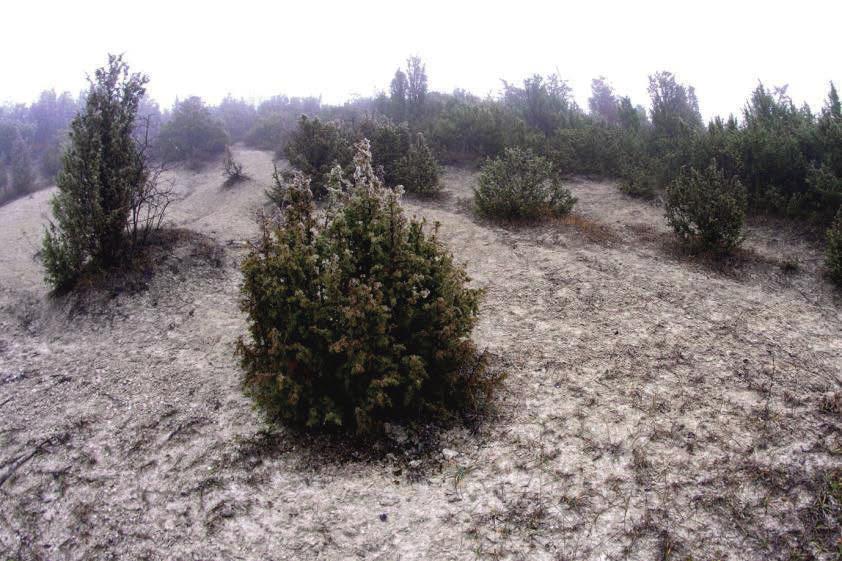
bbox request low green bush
[664,161,747,252]
[618,165,658,199]
[397,132,440,195]
[283,115,351,199]
[238,140,498,435]
[548,125,624,177]
[355,119,440,194]
[357,117,410,186]
[826,207,842,285]
[474,147,575,220]
[245,114,293,152]
[158,96,228,166]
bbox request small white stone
[441,448,459,460]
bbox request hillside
[1,146,840,560]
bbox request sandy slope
[0,148,840,561]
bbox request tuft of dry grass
[626,222,665,243]
[819,392,842,416]
[555,213,622,246]
[56,228,224,298]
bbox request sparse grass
[452,464,475,497]
[556,213,621,246]
[819,392,842,415]
[626,222,665,243]
[3,158,840,561]
[801,468,842,559]
[660,237,785,279]
[45,228,224,298]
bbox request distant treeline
[3,58,841,230]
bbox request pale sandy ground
[0,147,840,561]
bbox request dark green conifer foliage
[665,161,747,253]
[474,147,576,220]
[238,140,495,435]
[827,83,841,119]
[10,133,34,195]
[406,57,428,122]
[827,207,842,286]
[818,83,842,190]
[284,115,352,199]
[389,69,408,123]
[588,77,620,126]
[355,119,440,194]
[397,133,440,195]
[648,71,703,139]
[619,165,658,199]
[42,55,151,290]
[618,97,643,132]
[158,96,228,165]
[358,117,410,186]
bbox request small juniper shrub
[474,147,576,220]
[618,163,658,199]
[237,139,499,436]
[157,96,228,167]
[222,145,246,185]
[265,165,294,210]
[283,115,352,200]
[357,117,410,187]
[43,55,172,291]
[826,207,842,285]
[664,160,747,253]
[396,132,440,195]
[355,119,440,195]
[804,164,842,226]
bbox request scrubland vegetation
[474,147,575,220]
[1,53,841,561]
[238,141,498,435]
[6,57,842,274]
[42,55,172,291]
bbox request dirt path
[0,153,840,561]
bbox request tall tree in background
[503,73,579,135]
[10,132,34,195]
[618,96,642,132]
[588,77,620,126]
[389,68,408,122]
[157,96,228,164]
[29,90,77,152]
[216,95,257,143]
[818,82,842,176]
[825,82,841,119]
[648,71,703,139]
[43,54,171,290]
[406,56,427,121]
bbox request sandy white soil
[0,147,840,561]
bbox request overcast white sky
[2,0,840,120]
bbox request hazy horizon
[3,0,841,120]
